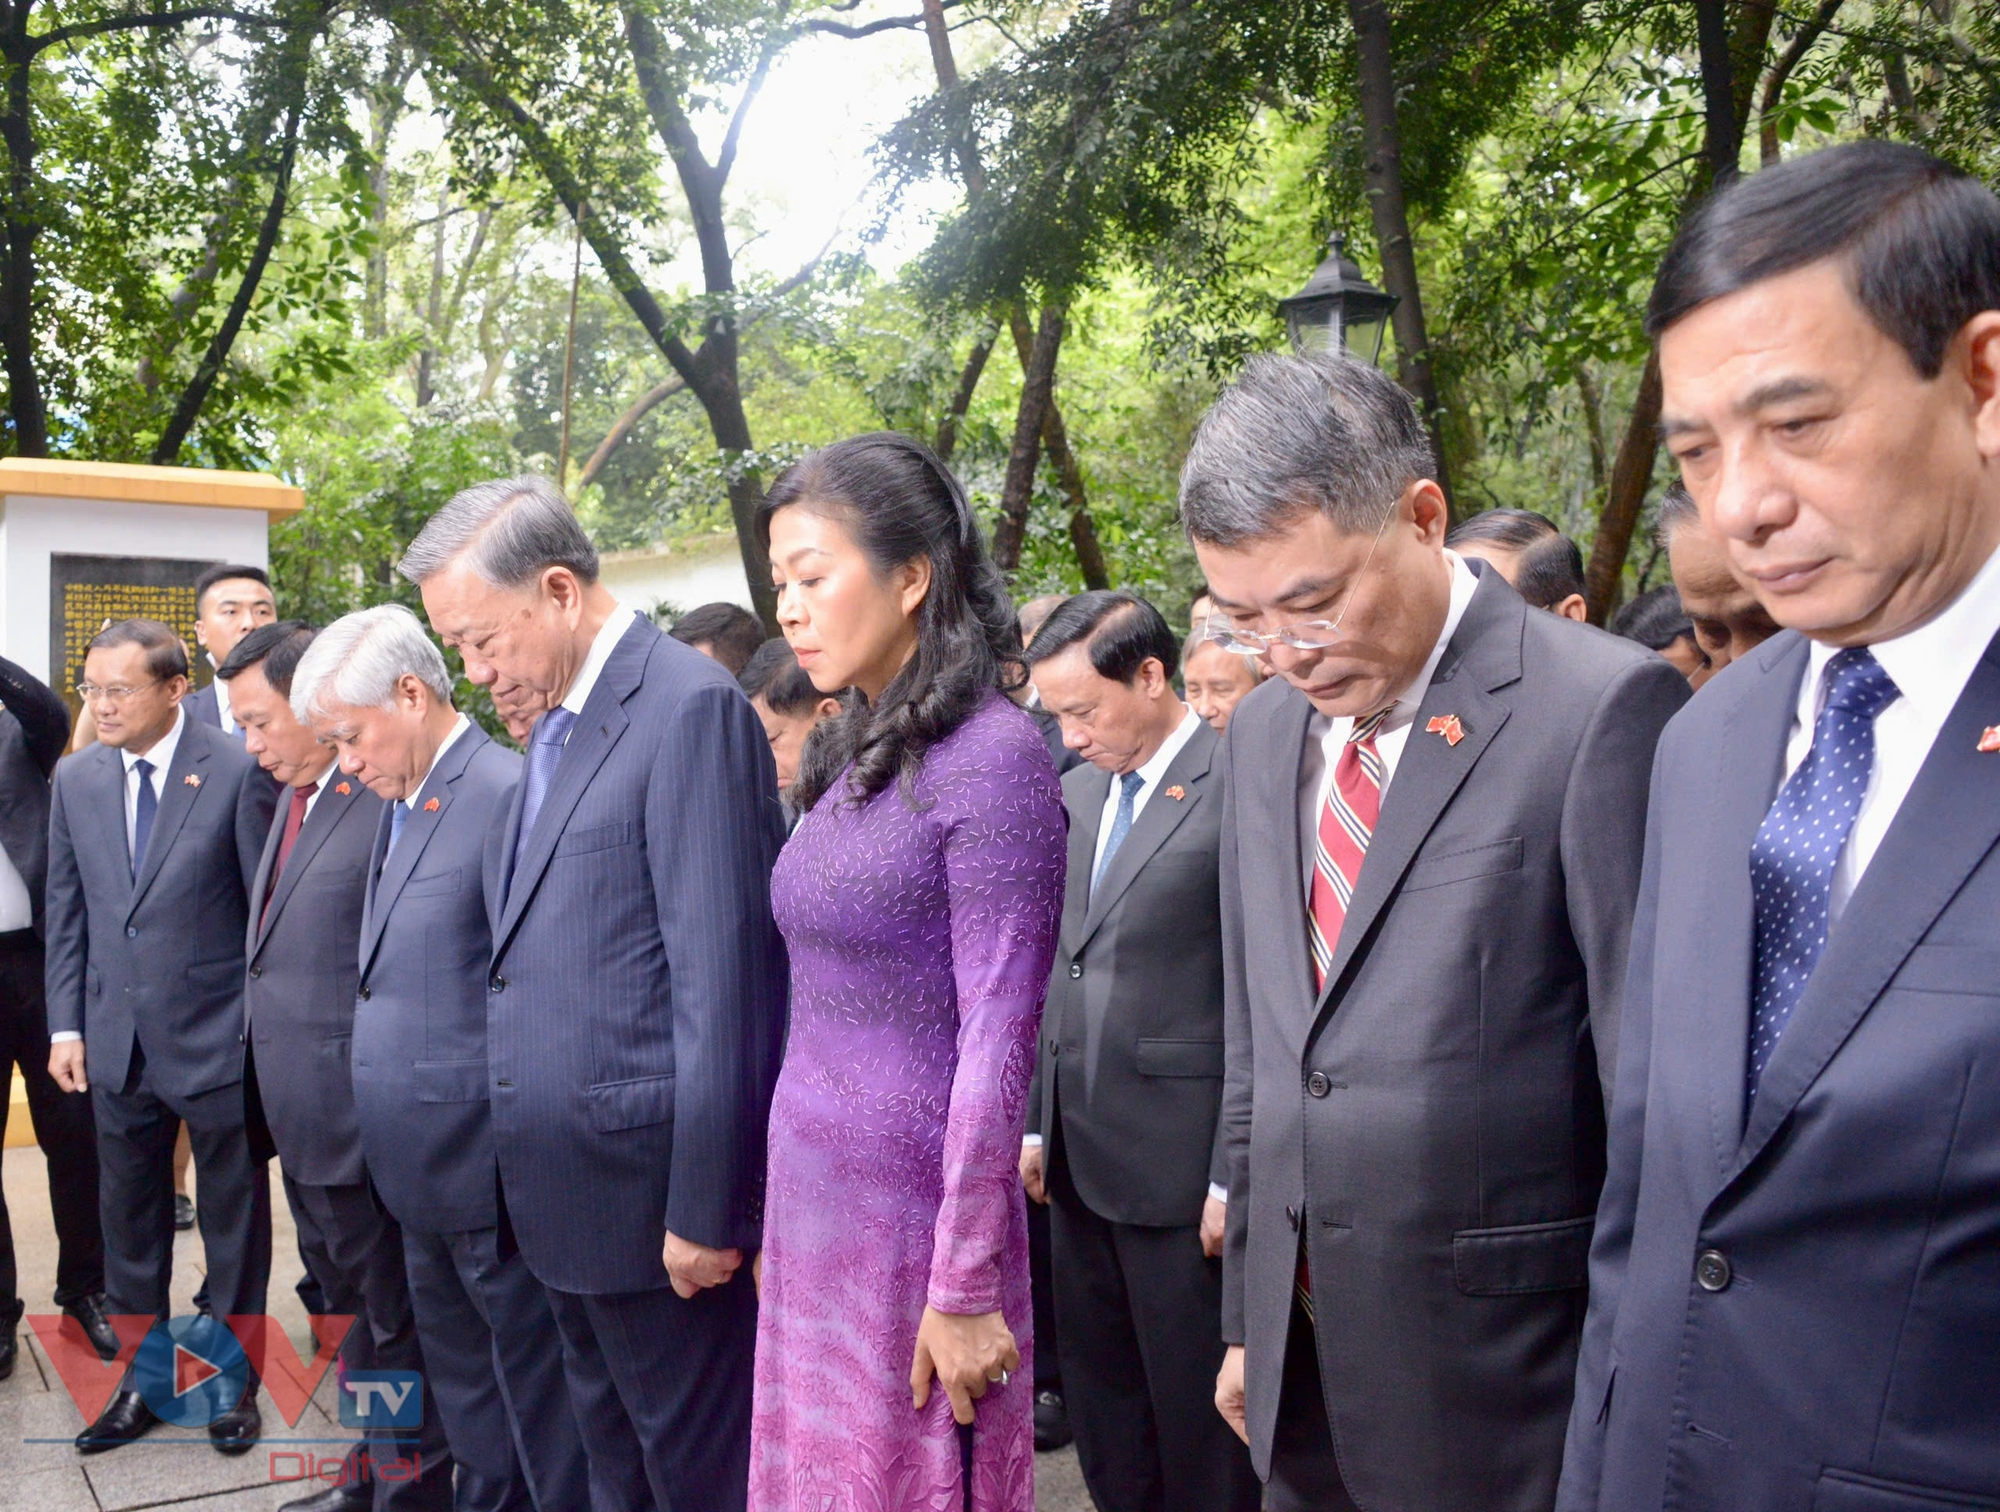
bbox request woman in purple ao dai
[748,434,1066,1512]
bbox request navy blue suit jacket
[1560,626,2000,1511]
[484,617,788,1294]
[44,712,278,1097]
[355,724,521,1235]
[185,682,220,730]
[243,772,382,1184]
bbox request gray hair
[290,604,452,722]
[1178,353,1438,546]
[398,474,599,588]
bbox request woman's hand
[910,1306,1020,1426]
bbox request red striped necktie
[1298,705,1391,1317]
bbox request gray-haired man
[401,477,786,1512]
[1186,354,1687,1511]
[296,606,589,1512]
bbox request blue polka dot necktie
[1093,770,1145,895]
[1747,647,1900,1100]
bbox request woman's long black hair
[756,431,1024,812]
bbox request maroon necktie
[262,781,317,930]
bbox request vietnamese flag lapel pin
[1426,714,1466,746]
[1979,725,2000,754]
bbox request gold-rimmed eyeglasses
[76,679,163,704]
[1201,507,1393,657]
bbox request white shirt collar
[1317,550,1478,739]
[560,603,638,718]
[1802,538,2000,720]
[405,714,473,810]
[1130,704,1202,791]
[211,673,235,734]
[123,705,186,778]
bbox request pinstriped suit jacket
[483,616,789,1294]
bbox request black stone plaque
[49,553,219,719]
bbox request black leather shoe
[1033,1388,1073,1452]
[76,1389,157,1453]
[278,1484,372,1512]
[173,1194,196,1232]
[208,1393,261,1455]
[0,1322,15,1381]
[63,1293,120,1362]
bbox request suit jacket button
[125,926,137,938]
[1285,1204,1300,1231]
[1069,961,1082,979]
[1695,1249,1732,1292]
[357,986,371,1001]
[1306,1071,1331,1098]
[495,1079,513,1089]
[249,965,262,979]
[489,975,506,993]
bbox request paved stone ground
[4,1145,1096,1511]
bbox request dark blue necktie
[1747,647,1900,1099]
[512,707,577,883]
[1093,770,1145,894]
[387,800,409,855]
[131,758,157,879]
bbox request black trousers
[286,1176,453,1511]
[543,1275,758,1512]
[1049,1157,1260,1512]
[403,1222,590,1512]
[1265,1301,1360,1512]
[1029,1196,1062,1395]
[92,1049,269,1333]
[0,930,103,1317]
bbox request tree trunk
[578,376,685,491]
[1582,350,1660,621]
[994,305,1064,572]
[1758,0,1842,165]
[153,97,303,464]
[1347,0,1452,517]
[415,194,450,409]
[1008,306,1106,588]
[0,10,47,456]
[934,322,995,463]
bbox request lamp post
[1277,232,1399,363]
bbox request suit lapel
[1077,723,1217,949]
[86,744,134,908]
[494,620,649,955]
[254,776,355,956]
[1058,768,1109,959]
[1730,625,2000,1183]
[1691,634,1805,1176]
[1308,574,1521,1041]
[1265,688,1319,1064]
[362,727,486,976]
[130,727,210,915]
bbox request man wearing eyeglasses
[1181,354,1688,1512]
[44,619,278,1457]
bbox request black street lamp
[1277,232,1399,363]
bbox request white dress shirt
[211,666,237,737]
[406,714,473,810]
[555,603,639,741]
[0,843,33,933]
[1090,706,1203,884]
[1298,551,1480,898]
[1787,540,2000,922]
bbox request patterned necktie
[262,781,317,930]
[1746,647,1900,1100]
[131,758,157,880]
[1307,706,1393,990]
[512,707,577,884]
[1093,770,1145,895]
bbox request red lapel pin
[1165,785,1186,801]
[182,773,201,788]
[335,781,352,796]
[1426,714,1466,747]
[423,797,440,812]
[1979,726,2000,754]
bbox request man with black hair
[1445,509,1590,620]
[0,654,111,1377]
[1561,141,2000,1511]
[184,563,277,738]
[737,637,841,801]
[1609,585,1708,686]
[666,600,766,676]
[1021,590,1259,1512]
[45,619,278,1456]
[1655,482,1780,684]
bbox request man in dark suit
[183,563,277,739]
[0,654,112,1376]
[296,604,590,1512]
[403,476,788,1512]
[1179,354,1688,1511]
[1559,143,2000,1512]
[45,619,278,1455]
[1020,591,1259,1512]
[221,622,451,1512]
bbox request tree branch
[576,377,686,491]
[1759,0,1842,166]
[716,36,778,184]
[33,5,283,53]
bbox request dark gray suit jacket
[0,654,67,938]
[184,682,220,730]
[44,712,278,1097]
[1218,567,1688,1507]
[242,771,383,1185]
[1026,717,1228,1227]
[483,616,788,1295]
[354,725,521,1235]
[1559,627,2000,1512]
